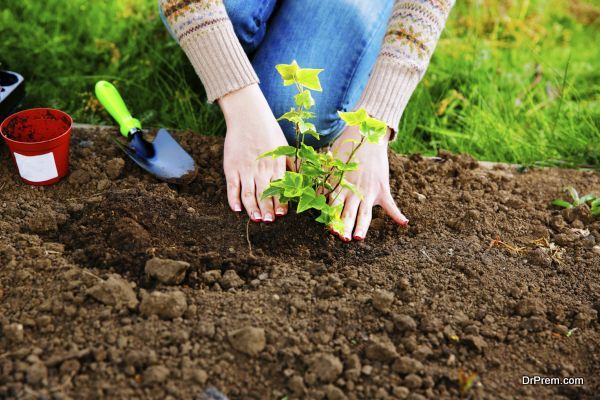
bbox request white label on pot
[13,152,59,182]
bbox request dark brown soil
[0,126,598,400]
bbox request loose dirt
[0,126,598,399]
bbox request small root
[246,218,253,255]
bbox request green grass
[1,0,598,167]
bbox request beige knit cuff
[355,60,421,138]
[178,22,259,103]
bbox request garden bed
[0,125,598,399]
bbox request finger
[274,197,288,217]
[272,166,288,217]
[255,177,275,223]
[241,178,262,222]
[379,192,409,226]
[353,198,374,240]
[328,190,346,237]
[286,156,296,172]
[225,171,242,212]
[340,196,361,242]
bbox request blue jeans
[160,0,393,147]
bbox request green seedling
[566,327,578,337]
[552,187,600,216]
[458,369,479,398]
[259,61,387,235]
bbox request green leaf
[296,68,324,91]
[275,61,299,86]
[302,163,327,178]
[360,117,388,144]
[282,171,305,198]
[298,143,320,164]
[591,198,600,207]
[329,218,345,235]
[261,184,284,200]
[298,120,316,134]
[340,179,363,199]
[258,145,297,159]
[551,199,573,208]
[298,190,327,213]
[578,194,595,204]
[332,159,359,171]
[338,109,368,126]
[591,205,600,216]
[295,90,315,109]
[277,109,315,123]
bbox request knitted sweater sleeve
[356,0,455,132]
[159,0,258,103]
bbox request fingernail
[353,230,363,240]
[264,213,273,222]
[343,234,351,242]
[233,204,242,212]
[275,207,285,216]
[252,211,262,221]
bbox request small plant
[552,187,600,216]
[259,61,387,234]
[457,369,479,398]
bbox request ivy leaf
[258,145,297,159]
[297,189,327,213]
[298,119,320,140]
[298,143,320,165]
[302,163,327,178]
[276,61,299,86]
[295,90,315,109]
[261,184,284,200]
[332,159,359,171]
[298,120,316,134]
[360,117,388,144]
[329,218,345,235]
[338,109,368,126]
[296,68,324,91]
[282,171,305,198]
[277,109,315,123]
[340,179,363,199]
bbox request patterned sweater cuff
[355,60,421,137]
[178,22,259,103]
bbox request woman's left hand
[328,125,409,241]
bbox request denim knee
[223,0,278,53]
[257,0,394,148]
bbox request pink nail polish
[275,207,285,216]
[233,204,242,212]
[264,213,273,222]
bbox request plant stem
[328,136,366,199]
[293,81,304,172]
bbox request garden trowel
[94,80,197,184]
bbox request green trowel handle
[95,80,142,138]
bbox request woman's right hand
[219,84,289,222]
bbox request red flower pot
[1,108,73,185]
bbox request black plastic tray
[0,70,26,122]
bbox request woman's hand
[219,84,289,222]
[328,125,409,241]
